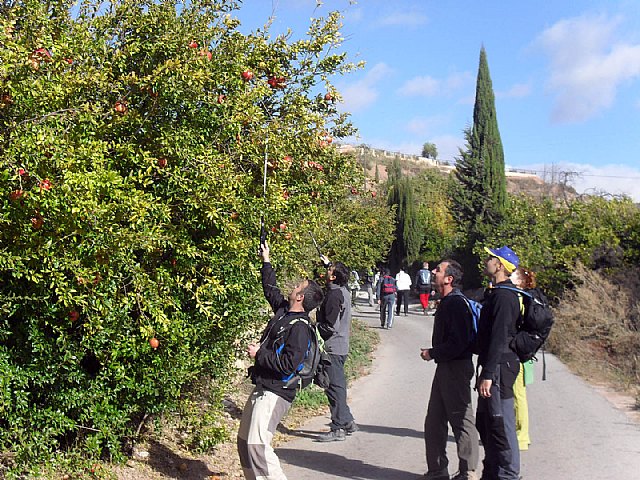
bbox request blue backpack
[449,291,481,341]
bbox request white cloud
[519,162,640,202]
[429,134,465,162]
[496,82,532,99]
[405,115,451,136]
[339,63,394,112]
[398,72,473,97]
[534,14,640,123]
[377,11,429,27]
[343,7,363,23]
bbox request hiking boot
[422,471,449,480]
[345,421,359,435]
[451,471,478,480]
[315,429,346,442]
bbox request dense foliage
[0,0,394,473]
[483,195,640,299]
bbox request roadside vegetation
[1,0,639,478]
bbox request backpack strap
[274,315,314,381]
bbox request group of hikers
[420,246,537,480]
[237,241,541,480]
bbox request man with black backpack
[475,246,522,480]
[420,260,479,480]
[237,242,325,480]
[377,267,398,329]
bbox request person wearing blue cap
[475,246,522,480]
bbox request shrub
[550,264,640,398]
[0,0,394,473]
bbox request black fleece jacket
[428,289,475,363]
[250,262,313,402]
[476,279,520,381]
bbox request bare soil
[111,388,328,480]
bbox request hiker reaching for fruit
[237,241,324,480]
[314,254,359,442]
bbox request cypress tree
[454,46,507,238]
[386,158,423,269]
[453,46,508,285]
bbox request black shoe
[345,421,359,435]
[315,429,346,442]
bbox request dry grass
[549,263,640,406]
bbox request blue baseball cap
[484,246,519,273]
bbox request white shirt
[395,271,412,291]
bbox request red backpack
[381,276,397,294]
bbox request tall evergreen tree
[453,47,508,286]
[386,158,422,269]
[453,46,507,239]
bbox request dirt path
[279,297,640,479]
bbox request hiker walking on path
[476,246,522,480]
[348,269,360,307]
[415,261,432,314]
[395,267,412,316]
[315,255,358,442]
[420,260,479,480]
[377,267,398,329]
[363,267,376,307]
[237,242,324,480]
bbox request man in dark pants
[237,242,325,479]
[315,255,358,442]
[421,260,479,480]
[377,267,397,329]
[476,246,521,480]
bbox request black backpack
[275,317,323,390]
[494,286,555,364]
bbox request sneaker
[345,421,359,435]
[451,471,478,480]
[315,429,346,442]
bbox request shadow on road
[290,423,423,440]
[278,448,421,479]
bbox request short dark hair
[302,280,324,312]
[331,261,350,287]
[382,267,391,276]
[443,259,463,289]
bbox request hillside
[345,144,578,200]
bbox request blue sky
[236,0,640,201]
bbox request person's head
[382,267,391,276]
[327,261,349,287]
[483,246,519,282]
[511,266,536,290]
[432,259,463,294]
[288,278,324,312]
[422,261,429,269]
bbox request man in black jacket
[420,260,479,480]
[237,242,324,480]
[476,246,521,480]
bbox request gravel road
[278,297,640,479]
